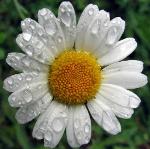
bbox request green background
[0,0,150,149]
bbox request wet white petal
[73,105,91,145]
[105,17,125,45]
[83,10,110,54]
[87,99,121,135]
[58,1,76,50]
[38,8,66,55]
[21,18,56,58]
[8,82,48,107]
[75,4,99,50]
[32,101,68,148]
[66,107,80,148]
[96,93,134,119]
[16,33,54,64]
[6,52,48,73]
[103,71,147,89]
[15,92,52,124]
[3,72,47,92]
[103,60,143,73]
[99,38,137,66]
[99,84,141,108]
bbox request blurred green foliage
[0,0,150,149]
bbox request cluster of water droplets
[6,52,48,74]
[8,79,48,108]
[33,103,68,148]
[16,17,53,64]
[16,92,51,124]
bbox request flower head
[4,1,147,148]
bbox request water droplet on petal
[22,89,33,103]
[60,7,65,13]
[84,124,90,133]
[22,57,31,67]
[26,45,34,56]
[106,27,118,45]
[74,119,80,129]
[11,95,16,102]
[52,118,63,132]
[7,78,13,85]
[40,8,47,16]
[44,131,52,142]
[60,11,71,27]
[57,36,62,43]
[76,131,82,140]
[23,32,32,41]
[91,20,100,35]
[45,22,56,35]
[88,8,94,15]
[18,75,22,81]
[26,74,33,81]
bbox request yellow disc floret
[48,50,101,105]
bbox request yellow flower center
[48,50,101,105]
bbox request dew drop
[60,7,65,13]
[74,119,80,129]
[26,45,34,56]
[106,27,118,45]
[91,20,100,35]
[7,78,13,85]
[23,32,32,41]
[60,11,71,27]
[45,22,56,35]
[84,124,90,133]
[57,36,62,43]
[11,95,16,102]
[52,118,63,132]
[17,75,22,81]
[22,89,33,103]
[40,8,47,16]
[26,74,33,81]
[88,8,94,16]
[22,57,31,67]
[44,131,52,142]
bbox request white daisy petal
[73,105,91,145]
[75,4,99,50]
[99,84,141,108]
[87,99,121,135]
[83,10,110,53]
[96,93,134,119]
[105,17,125,45]
[58,1,76,50]
[38,8,66,55]
[3,72,47,92]
[103,71,147,89]
[6,52,48,72]
[16,33,54,64]
[94,17,125,58]
[99,38,137,66]
[15,92,52,124]
[102,60,143,73]
[8,82,48,107]
[66,107,80,148]
[32,101,68,148]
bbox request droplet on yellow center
[48,50,101,105]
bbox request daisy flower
[4,1,148,148]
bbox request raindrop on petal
[88,8,94,16]
[22,89,33,103]
[23,32,32,42]
[39,8,48,16]
[106,27,118,45]
[52,118,63,132]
